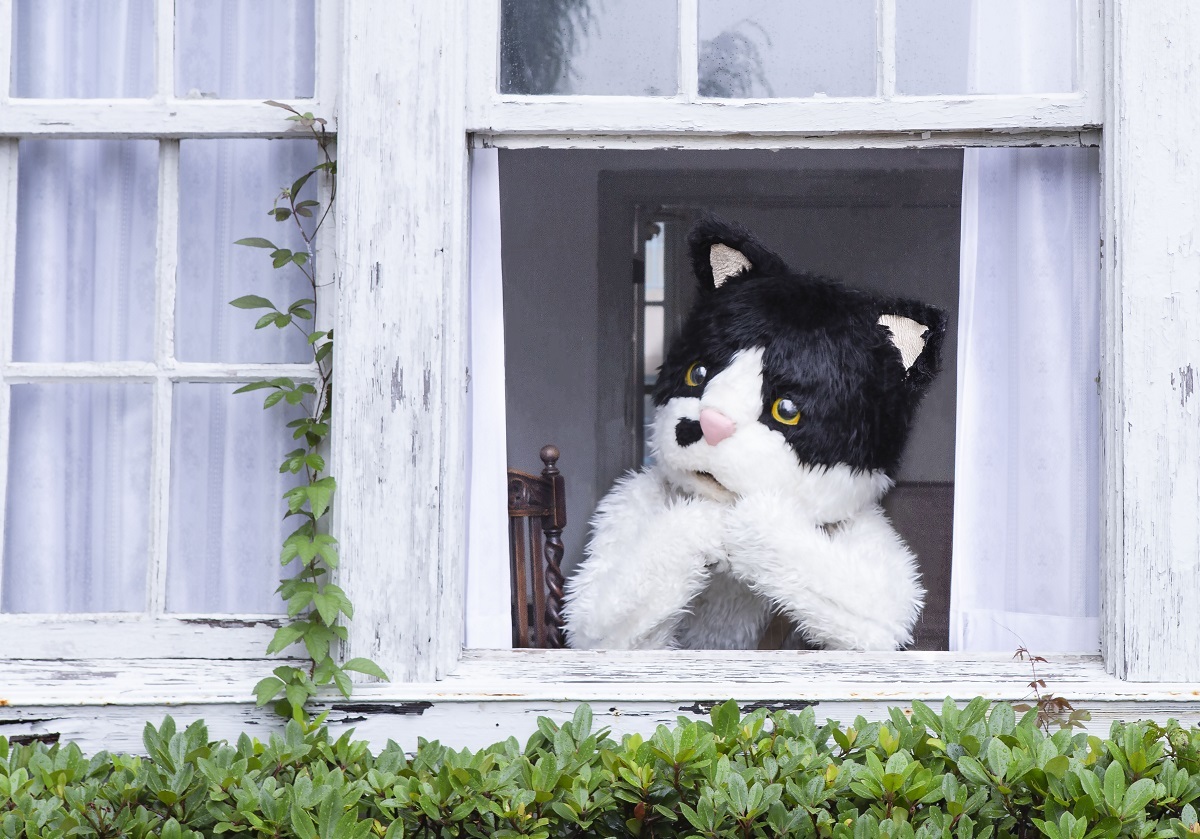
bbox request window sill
[4,651,1196,753]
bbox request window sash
[0,0,341,656]
[467,0,1105,142]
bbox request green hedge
[4,699,1200,838]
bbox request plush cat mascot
[563,217,947,651]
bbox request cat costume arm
[562,471,728,650]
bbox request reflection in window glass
[3,383,153,613]
[11,0,154,98]
[14,140,158,363]
[500,0,677,95]
[175,0,316,99]
[698,0,875,98]
[166,384,302,614]
[896,0,1076,95]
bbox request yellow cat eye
[771,397,801,426]
[685,362,708,388]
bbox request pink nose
[699,408,736,446]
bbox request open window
[462,0,1103,657]
[471,143,1100,655]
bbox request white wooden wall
[8,0,1200,751]
[1102,0,1200,681]
[332,0,468,682]
[4,653,1200,754]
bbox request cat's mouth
[694,470,728,492]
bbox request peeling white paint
[1,0,1196,736]
[1103,0,1200,681]
[331,0,468,683]
[4,653,1200,754]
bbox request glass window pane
[166,383,305,614]
[644,222,665,303]
[699,0,875,98]
[175,0,316,99]
[176,140,317,363]
[643,304,665,385]
[11,0,154,98]
[14,140,157,363]
[897,0,1076,95]
[500,0,677,95]
[3,383,152,613]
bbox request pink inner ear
[877,314,928,370]
[710,244,751,288]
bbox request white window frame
[0,0,342,659]
[8,0,1200,748]
[332,0,1200,691]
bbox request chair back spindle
[507,445,567,648]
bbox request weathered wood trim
[153,0,174,98]
[1100,0,1124,683]
[147,140,180,616]
[8,652,1199,707]
[876,0,898,98]
[332,0,468,682]
[6,694,1200,757]
[315,0,342,116]
[679,0,699,100]
[1101,0,1200,680]
[464,0,499,125]
[4,653,1200,755]
[0,140,17,609]
[1081,0,1105,99]
[469,95,1101,137]
[0,616,303,659]
[1,361,317,383]
[0,0,12,103]
[0,100,333,139]
[475,129,1102,151]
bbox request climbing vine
[231,101,386,721]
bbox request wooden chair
[507,445,567,648]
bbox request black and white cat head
[650,216,947,520]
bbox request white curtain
[464,149,515,648]
[950,0,1102,652]
[3,0,316,614]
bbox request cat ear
[709,243,752,288]
[688,215,790,292]
[876,301,947,385]
[876,314,929,370]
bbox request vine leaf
[252,676,285,706]
[266,622,308,656]
[291,170,315,197]
[343,658,388,680]
[234,237,278,249]
[230,294,276,309]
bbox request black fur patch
[675,418,703,447]
[652,216,947,477]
